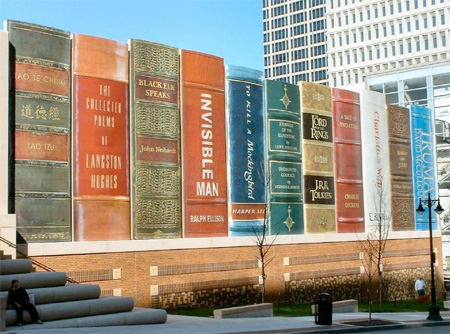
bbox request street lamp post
[416,192,444,321]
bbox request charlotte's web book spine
[360,90,392,231]
[226,65,265,236]
[332,88,364,233]
[180,50,228,237]
[300,81,335,234]
[7,20,71,242]
[72,34,130,241]
[265,79,303,235]
[386,105,415,231]
[410,105,438,231]
[129,39,181,239]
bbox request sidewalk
[3,311,450,333]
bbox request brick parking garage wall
[29,236,444,308]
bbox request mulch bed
[342,319,398,326]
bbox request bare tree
[358,179,390,321]
[252,162,278,304]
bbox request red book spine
[72,34,130,241]
[180,50,228,237]
[332,88,365,233]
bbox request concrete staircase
[0,258,167,330]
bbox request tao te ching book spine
[72,34,130,241]
[265,79,303,235]
[180,50,228,237]
[332,88,364,233]
[6,20,71,242]
[1,30,9,215]
[300,81,335,233]
[410,105,438,231]
[359,90,392,231]
[225,66,266,236]
[386,105,415,231]
[129,39,181,239]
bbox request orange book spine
[72,34,130,241]
[180,50,228,237]
[332,88,365,233]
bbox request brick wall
[31,237,444,308]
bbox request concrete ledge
[312,299,358,314]
[214,303,273,319]
[444,300,450,309]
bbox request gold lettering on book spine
[132,40,181,239]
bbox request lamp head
[416,200,425,216]
[435,200,444,215]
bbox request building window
[407,20,411,32]
[399,23,403,33]
[416,40,421,51]
[434,35,438,48]
[425,38,429,50]
[406,1,410,10]
[424,17,428,29]
[415,19,420,30]
[408,41,412,52]
[443,35,447,47]
[442,13,445,25]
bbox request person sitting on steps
[7,279,43,326]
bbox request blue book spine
[265,79,303,235]
[410,105,438,231]
[225,66,266,236]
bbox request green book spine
[6,20,71,242]
[129,39,181,239]
[300,81,336,234]
[265,79,303,235]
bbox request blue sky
[0,0,263,70]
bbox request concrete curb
[290,320,450,333]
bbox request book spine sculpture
[225,65,266,236]
[180,50,228,237]
[265,79,303,235]
[332,88,365,233]
[360,90,392,231]
[300,81,335,233]
[410,105,438,231]
[6,20,71,242]
[386,105,415,231]
[129,39,181,239]
[72,34,130,241]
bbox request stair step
[0,283,101,304]
[0,271,67,291]
[0,258,33,275]
[6,307,167,329]
[6,296,135,326]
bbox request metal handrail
[0,236,78,284]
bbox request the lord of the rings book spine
[225,65,266,236]
[386,105,415,231]
[410,105,438,231]
[180,50,228,237]
[129,39,181,239]
[6,20,71,242]
[360,90,392,231]
[265,79,303,235]
[332,88,365,233]
[72,34,130,241]
[300,81,335,233]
